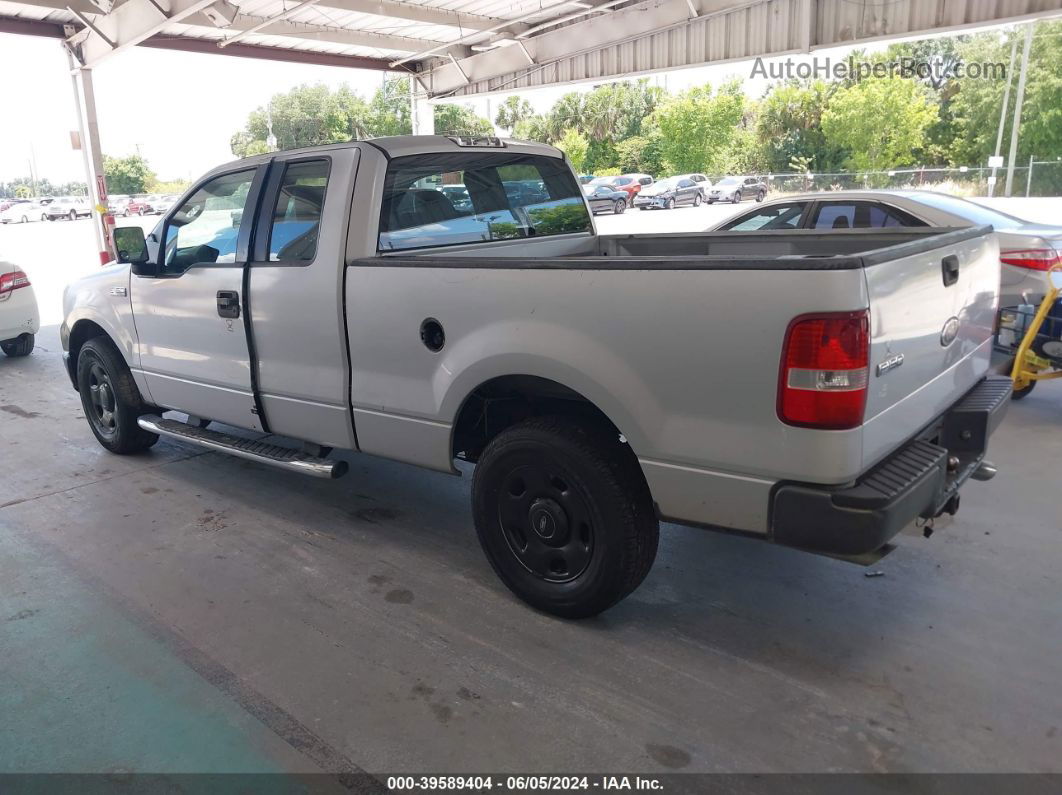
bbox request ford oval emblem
[940,316,961,348]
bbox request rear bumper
[770,376,1012,556]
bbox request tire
[20,215,28,224]
[76,337,159,454]
[44,214,52,221]
[693,193,702,207]
[69,210,77,221]
[472,416,659,618]
[1011,380,1036,400]
[665,198,675,210]
[732,192,740,204]
[756,191,766,203]
[1,334,34,357]
[707,200,715,205]
[614,200,626,215]
[138,208,146,216]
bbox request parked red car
[125,196,155,216]
[587,174,653,206]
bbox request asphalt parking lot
[1,204,1061,775]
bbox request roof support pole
[65,45,115,264]
[1004,22,1034,198]
[410,75,435,135]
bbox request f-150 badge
[876,353,904,376]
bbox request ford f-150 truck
[61,135,1010,618]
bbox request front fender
[62,262,137,366]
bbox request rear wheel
[614,200,626,215]
[76,337,159,454]
[472,417,658,618]
[69,209,77,221]
[1,334,34,357]
[756,190,766,202]
[732,192,740,204]
[693,193,702,207]
[20,215,28,224]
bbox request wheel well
[452,375,624,464]
[69,320,109,366]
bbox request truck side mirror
[114,226,156,276]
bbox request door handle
[942,255,960,287]
[217,290,240,319]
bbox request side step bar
[137,415,348,479]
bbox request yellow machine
[1000,264,1062,400]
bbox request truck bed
[346,224,999,534]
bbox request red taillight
[1000,248,1062,272]
[779,310,870,430]
[0,269,30,296]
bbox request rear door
[131,166,266,430]
[861,229,999,469]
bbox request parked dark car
[674,173,712,199]
[707,176,767,204]
[633,176,702,210]
[578,175,596,185]
[582,182,628,214]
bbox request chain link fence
[762,161,1062,198]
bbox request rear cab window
[378,152,591,252]
[812,201,928,229]
[268,159,329,262]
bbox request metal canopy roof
[2,0,1061,95]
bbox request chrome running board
[137,415,348,479]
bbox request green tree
[650,82,745,174]
[367,78,412,137]
[495,96,534,132]
[755,80,844,172]
[104,154,155,195]
[949,23,1062,170]
[820,77,938,172]
[557,128,589,173]
[513,114,551,142]
[434,103,493,136]
[615,132,664,176]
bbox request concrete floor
[1,324,1061,775]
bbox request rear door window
[378,152,591,252]
[812,201,928,229]
[268,159,329,262]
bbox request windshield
[718,177,740,186]
[909,193,1026,229]
[653,178,678,190]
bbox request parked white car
[45,196,93,221]
[0,199,45,224]
[0,263,39,357]
[713,190,1062,306]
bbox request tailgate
[861,226,1000,471]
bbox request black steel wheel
[77,336,159,453]
[472,417,658,618]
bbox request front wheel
[76,337,159,454]
[732,193,740,204]
[665,198,675,210]
[1,334,34,357]
[756,191,766,202]
[1011,380,1036,400]
[693,193,702,207]
[138,208,146,216]
[472,417,659,618]
[69,210,77,221]
[614,200,626,215]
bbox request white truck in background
[62,135,1010,617]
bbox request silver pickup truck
[62,135,1010,617]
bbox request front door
[131,166,265,430]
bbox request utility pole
[1026,155,1034,197]
[1004,23,1034,197]
[988,37,1018,198]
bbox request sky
[0,24,1005,187]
